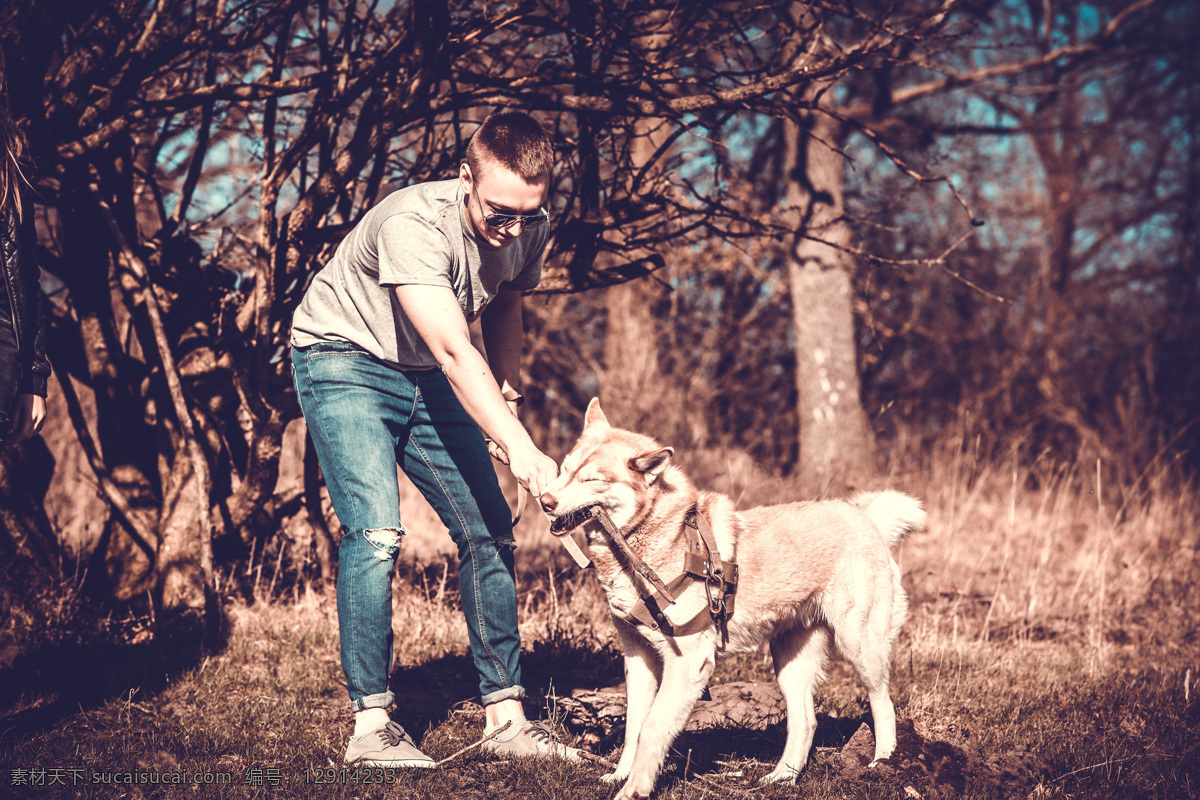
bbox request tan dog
[540,399,926,799]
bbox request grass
[2,441,1198,799]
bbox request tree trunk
[784,98,876,495]
[602,11,675,437]
[602,280,666,433]
[156,446,207,626]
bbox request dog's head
[541,398,677,535]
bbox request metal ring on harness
[550,502,738,637]
[704,564,727,620]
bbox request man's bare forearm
[481,288,525,412]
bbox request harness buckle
[703,561,727,620]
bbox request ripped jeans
[291,342,524,712]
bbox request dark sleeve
[15,193,51,397]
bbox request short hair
[465,111,553,183]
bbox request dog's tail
[852,490,926,546]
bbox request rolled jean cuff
[349,690,394,713]
[481,685,526,706]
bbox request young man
[290,111,578,767]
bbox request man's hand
[7,394,46,443]
[486,438,509,465]
[486,401,558,498]
[504,442,559,499]
[485,398,523,465]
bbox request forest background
[0,1,1198,798]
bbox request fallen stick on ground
[436,721,621,772]
[674,747,763,797]
[689,770,763,797]
[435,721,512,768]
[574,749,615,769]
[581,747,757,796]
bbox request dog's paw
[613,776,654,800]
[601,756,632,784]
[759,765,800,784]
[869,746,895,768]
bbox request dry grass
[2,440,1198,798]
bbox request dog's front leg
[604,619,661,784]
[615,635,716,800]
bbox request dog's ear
[584,397,609,430]
[629,447,673,484]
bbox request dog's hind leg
[761,624,831,784]
[604,619,662,784]
[863,560,909,764]
[836,594,901,765]
[864,686,897,765]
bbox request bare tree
[2,0,1189,627]
[849,0,1200,482]
[4,0,899,623]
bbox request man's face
[459,161,550,250]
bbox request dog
[539,399,926,799]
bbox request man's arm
[392,284,557,497]
[480,287,524,415]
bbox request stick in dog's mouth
[549,505,599,536]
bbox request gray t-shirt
[290,178,547,367]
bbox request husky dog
[540,399,926,800]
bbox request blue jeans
[291,342,525,712]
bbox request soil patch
[565,681,1043,797]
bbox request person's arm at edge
[8,188,50,443]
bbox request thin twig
[688,769,762,797]
[53,364,158,561]
[434,721,512,768]
[801,228,1009,304]
[669,745,764,797]
[575,749,615,769]
[88,177,214,585]
[1054,755,1149,781]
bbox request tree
[696,0,1186,491]
[4,0,1188,627]
[784,80,877,494]
[3,0,913,623]
[848,0,1200,481]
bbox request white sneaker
[344,720,435,768]
[481,720,584,762]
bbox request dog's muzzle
[548,505,599,536]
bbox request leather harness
[579,505,739,638]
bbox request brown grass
[2,439,1198,799]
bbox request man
[290,111,578,767]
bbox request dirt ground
[563,682,1044,798]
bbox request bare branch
[89,178,214,589]
[55,369,159,562]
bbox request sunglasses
[470,174,549,231]
[481,207,549,230]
